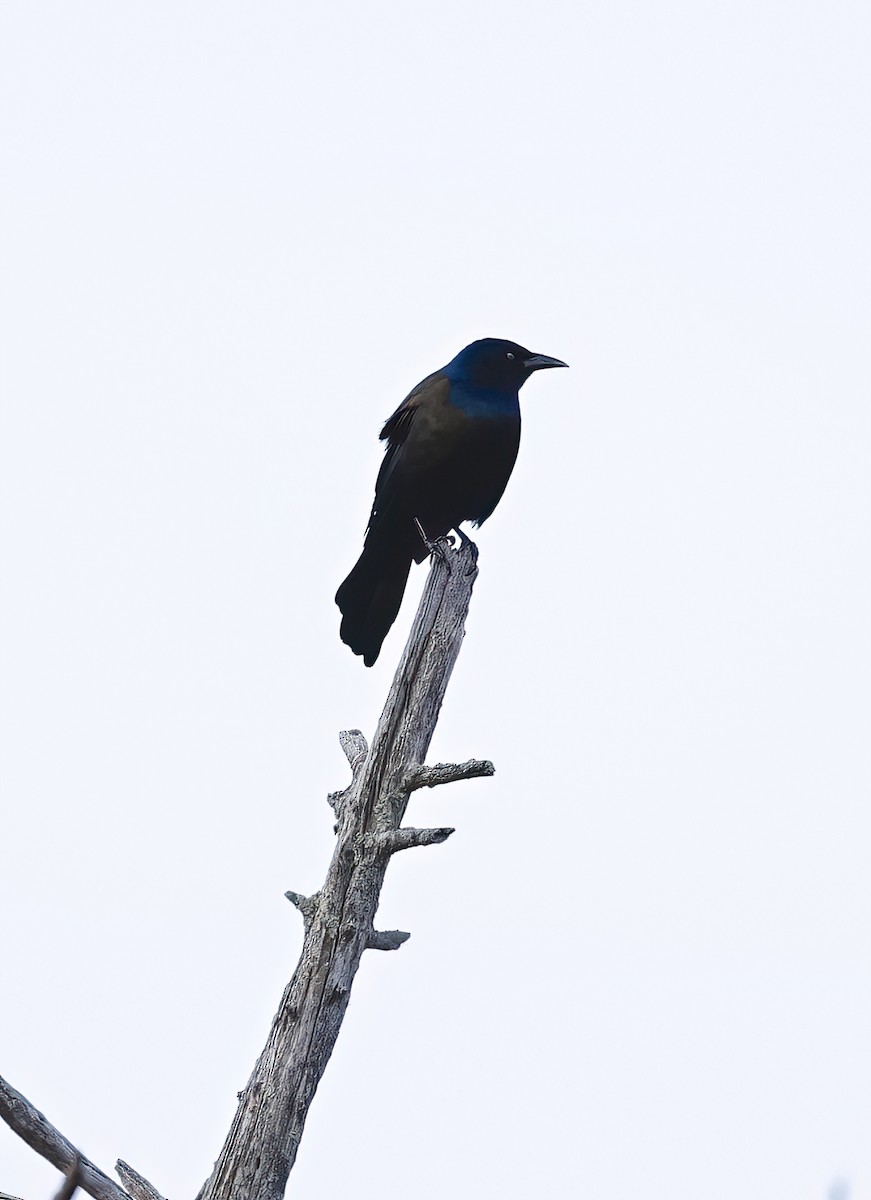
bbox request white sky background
[1,2,869,1198]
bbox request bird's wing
[379,369,446,446]
[368,371,450,532]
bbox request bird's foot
[414,517,451,565]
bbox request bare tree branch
[198,535,493,1200]
[366,929,411,951]
[404,758,495,790]
[373,826,455,853]
[328,729,369,818]
[0,1075,137,1200]
[114,1162,164,1200]
[284,890,319,930]
[338,728,368,772]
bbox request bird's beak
[524,353,569,371]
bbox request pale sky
[2,3,870,1199]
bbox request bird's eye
[506,352,515,360]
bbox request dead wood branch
[0,1074,164,1200]
[404,759,495,790]
[114,1162,164,1200]
[198,535,493,1200]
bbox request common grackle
[336,337,567,665]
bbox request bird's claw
[414,517,450,565]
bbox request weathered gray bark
[0,1076,162,1200]
[1,535,492,1200]
[198,535,493,1200]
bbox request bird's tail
[335,535,414,667]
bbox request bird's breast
[398,388,520,528]
[406,390,518,462]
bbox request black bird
[336,337,568,665]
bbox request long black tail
[335,533,414,666]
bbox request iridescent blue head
[444,338,568,393]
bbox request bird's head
[446,338,568,392]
